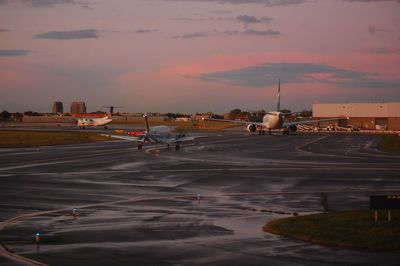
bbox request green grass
[112,120,235,132]
[0,130,109,148]
[264,210,400,251]
[126,120,236,132]
[175,121,236,132]
[378,135,400,154]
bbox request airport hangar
[312,102,400,131]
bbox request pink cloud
[0,67,39,91]
[160,51,399,82]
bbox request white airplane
[106,114,201,150]
[77,115,113,129]
[209,80,346,135]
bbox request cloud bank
[135,29,159,34]
[236,15,274,27]
[343,0,400,4]
[173,29,280,39]
[0,49,32,56]
[164,0,306,6]
[0,0,90,8]
[34,29,98,40]
[369,47,400,55]
[199,62,400,89]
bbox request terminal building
[313,102,400,131]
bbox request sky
[1,0,399,113]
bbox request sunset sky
[1,0,399,113]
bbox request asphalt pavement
[0,131,399,265]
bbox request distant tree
[229,108,242,115]
[299,110,313,118]
[13,112,23,122]
[211,114,224,119]
[24,111,42,116]
[0,110,11,121]
[164,113,177,119]
[280,109,292,114]
[249,115,261,123]
[163,113,190,119]
[248,110,263,123]
[257,110,266,115]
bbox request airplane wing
[103,134,163,144]
[158,135,206,143]
[207,118,264,126]
[104,133,206,144]
[102,134,145,142]
[282,117,348,127]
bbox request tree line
[228,108,313,121]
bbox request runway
[0,132,399,265]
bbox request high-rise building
[70,101,87,114]
[52,101,63,114]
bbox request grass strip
[0,130,109,148]
[264,210,400,251]
[378,135,400,154]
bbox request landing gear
[104,126,108,129]
[262,130,265,135]
[283,129,290,135]
[268,129,271,135]
[258,130,266,135]
[138,144,143,150]
[175,144,180,151]
[167,144,170,149]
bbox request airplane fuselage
[148,125,177,141]
[261,112,284,129]
[78,116,113,127]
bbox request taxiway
[0,132,399,265]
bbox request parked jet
[77,115,113,129]
[208,80,346,135]
[106,114,200,150]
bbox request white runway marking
[0,161,75,171]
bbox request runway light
[34,232,40,243]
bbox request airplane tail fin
[276,79,281,112]
[143,113,150,133]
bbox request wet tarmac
[0,132,399,265]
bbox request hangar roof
[313,102,400,118]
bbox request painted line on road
[0,196,148,266]
[2,185,400,265]
[295,135,330,154]
[2,163,400,177]
[224,188,400,197]
[0,145,146,171]
[0,161,76,171]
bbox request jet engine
[288,125,297,132]
[246,124,257,133]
